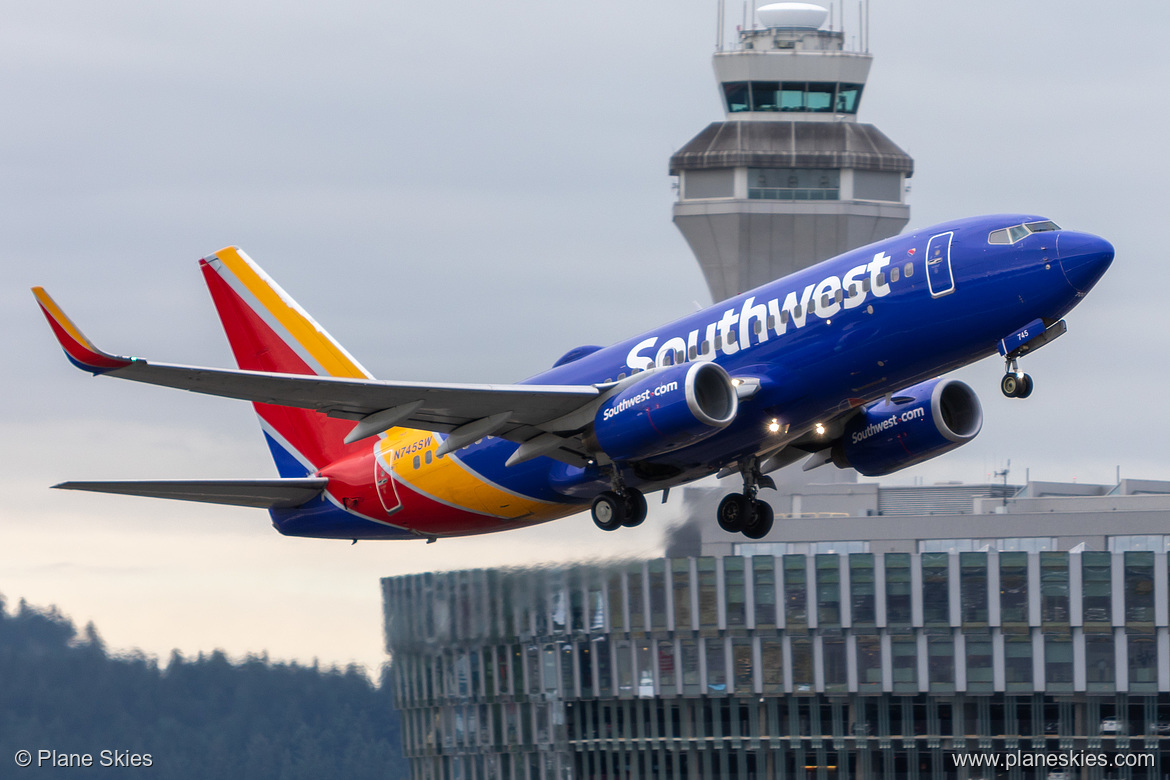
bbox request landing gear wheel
[717,493,752,533]
[742,500,774,539]
[1001,373,1021,398]
[1017,373,1034,398]
[591,491,626,532]
[621,489,648,528]
[1001,372,1034,399]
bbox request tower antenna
[717,0,725,51]
[995,460,1011,508]
[857,2,863,52]
[865,0,870,53]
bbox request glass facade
[384,552,1170,780]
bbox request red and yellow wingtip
[31,287,134,374]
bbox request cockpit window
[988,220,1063,245]
[1024,220,1060,233]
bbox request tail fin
[200,247,371,476]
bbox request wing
[33,287,601,464]
[53,479,329,509]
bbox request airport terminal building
[382,477,1170,779]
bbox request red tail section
[199,248,371,476]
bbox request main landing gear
[717,459,776,539]
[1000,358,1034,399]
[591,476,648,532]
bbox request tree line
[0,594,407,779]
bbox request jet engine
[592,362,738,462]
[832,378,982,476]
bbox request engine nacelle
[833,378,983,477]
[592,362,738,462]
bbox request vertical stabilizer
[200,248,370,475]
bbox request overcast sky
[3,0,1166,673]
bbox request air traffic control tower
[671,2,913,303]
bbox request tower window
[836,84,863,113]
[723,82,750,113]
[748,168,839,201]
[721,81,864,114]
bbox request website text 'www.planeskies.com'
[952,749,1154,771]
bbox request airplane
[33,214,1112,541]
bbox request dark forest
[0,594,407,778]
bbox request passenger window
[834,289,844,303]
[714,335,722,350]
[618,373,626,380]
[847,285,857,297]
[413,455,420,469]
[876,272,886,286]
[904,262,913,277]
[767,315,776,329]
[701,341,711,354]
[677,350,685,364]
[753,320,763,335]
[890,267,900,283]
[662,352,674,366]
[862,279,871,292]
[688,345,697,359]
[793,305,802,318]
[425,450,433,464]
[821,294,830,308]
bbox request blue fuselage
[448,214,1113,504]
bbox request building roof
[669,121,914,174]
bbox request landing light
[815,423,826,436]
[767,419,781,434]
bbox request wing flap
[53,479,329,509]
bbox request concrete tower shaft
[673,2,913,304]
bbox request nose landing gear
[716,458,776,539]
[996,319,1067,399]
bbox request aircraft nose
[1056,231,1113,294]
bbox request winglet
[32,287,134,374]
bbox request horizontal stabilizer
[53,478,328,509]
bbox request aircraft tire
[1018,373,1034,398]
[717,493,751,533]
[622,489,648,528]
[742,500,774,539]
[1000,373,1020,398]
[592,491,626,531]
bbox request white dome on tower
[757,2,830,30]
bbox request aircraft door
[926,231,956,297]
[374,448,404,517]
